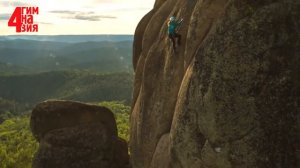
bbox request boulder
[30,100,130,168]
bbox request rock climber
[168,16,183,50]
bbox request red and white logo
[8,7,39,33]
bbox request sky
[0,0,155,35]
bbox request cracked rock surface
[130,0,300,168]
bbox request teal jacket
[168,20,180,35]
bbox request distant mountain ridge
[0,35,133,43]
[0,71,133,105]
[0,38,133,74]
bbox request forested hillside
[0,101,130,168]
[0,35,134,167]
[0,71,133,119]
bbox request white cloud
[0,0,155,35]
[0,14,11,20]
[0,1,31,7]
[49,10,117,21]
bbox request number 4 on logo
[8,7,22,32]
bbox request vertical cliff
[130,0,300,168]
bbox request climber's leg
[174,33,181,46]
[169,34,176,50]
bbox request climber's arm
[177,19,183,26]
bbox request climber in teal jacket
[168,16,183,50]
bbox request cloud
[49,10,78,15]
[0,1,32,7]
[0,14,11,20]
[114,7,150,12]
[73,15,116,21]
[49,10,116,21]
[37,22,53,25]
[91,0,122,3]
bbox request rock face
[31,100,129,168]
[131,0,300,168]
